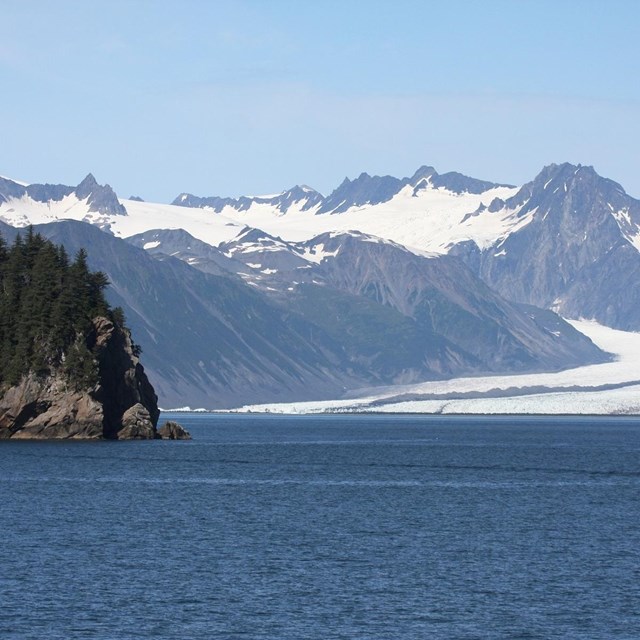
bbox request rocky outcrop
[0,374,104,440]
[0,316,166,440]
[75,173,127,216]
[91,316,160,438]
[158,420,192,440]
[118,403,156,440]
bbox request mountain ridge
[171,165,515,216]
[0,216,607,408]
[0,160,637,410]
[0,173,126,217]
[450,162,640,329]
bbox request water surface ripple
[1,414,639,639]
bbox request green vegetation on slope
[0,228,127,389]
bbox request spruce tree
[0,232,127,390]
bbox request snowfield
[197,184,522,254]
[0,183,523,256]
[0,194,247,247]
[229,321,640,415]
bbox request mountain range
[0,161,636,408]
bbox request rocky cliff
[451,163,640,330]
[0,316,188,440]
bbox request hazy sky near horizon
[2,0,640,201]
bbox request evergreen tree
[0,232,128,389]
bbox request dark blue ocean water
[1,414,640,639]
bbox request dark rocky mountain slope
[450,163,640,330]
[15,221,368,408]
[127,226,607,404]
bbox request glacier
[229,321,640,415]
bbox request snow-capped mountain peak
[171,183,323,215]
[4,162,640,333]
[0,173,126,231]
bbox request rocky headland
[0,230,190,440]
[0,316,190,440]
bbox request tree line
[0,228,125,389]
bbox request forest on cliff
[0,228,127,389]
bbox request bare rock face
[0,316,161,440]
[158,420,192,440]
[91,316,160,439]
[118,403,156,440]
[0,374,104,440]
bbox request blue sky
[2,0,639,201]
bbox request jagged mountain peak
[531,162,595,190]
[409,165,515,195]
[234,225,285,244]
[169,163,515,218]
[451,162,640,331]
[173,192,195,205]
[531,162,624,190]
[171,183,323,214]
[274,184,324,212]
[283,184,318,195]
[499,162,630,216]
[74,173,126,216]
[317,173,404,214]
[409,165,438,184]
[77,172,99,191]
[0,172,127,221]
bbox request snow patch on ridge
[611,206,640,251]
[300,243,340,264]
[457,204,537,251]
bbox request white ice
[1,181,526,258]
[231,320,640,415]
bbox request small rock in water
[158,420,191,440]
[118,403,156,440]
